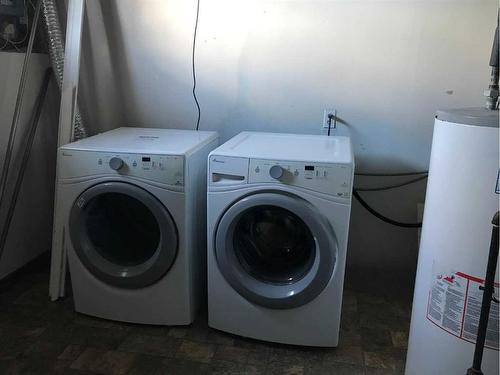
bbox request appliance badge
[76,197,86,208]
[138,136,159,141]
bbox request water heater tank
[406,108,499,374]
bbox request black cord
[192,0,201,131]
[327,114,333,136]
[327,111,336,136]
[353,190,422,228]
[355,175,428,192]
[355,171,428,177]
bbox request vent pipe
[41,0,87,139]
[485,14,499,110]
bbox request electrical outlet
[322,108,336,128]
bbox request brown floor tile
[38,323,128,350]
[363,351,397,370]
[308,362,365,375]
[0,326,45,360]
[214,345,249,364]
[70,348,137,374]
[175,340,216,364]
[0,264,414,375]
[266,361,304,375]
[21,340,67,360]
[58,345,86,362]
[126,353,165,375]
[339,312,360,333]
[167,326,189,339]
[73,314,118,330]
[210,359,266,375]
[155,358,211,374]
[322,345,364,366]
[365,367,396,375]
[69,348,102,371]
[390,331,408,349]
[341,293,358,314]
[338,330,362,347]
[268,346,307,366]
[360,327,393,352]
[206,329,236,346]
[246,347,271,365]
[0,359,24,375]
[118,334,178,357]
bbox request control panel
[59,150,184,187]
[248,158,352,197]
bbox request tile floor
[0,258,413,375]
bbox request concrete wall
[77,0,497,281]
[0,53,59,279]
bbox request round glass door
[215,192,337,309]
[233,205,316,285]
[69,182,178,289]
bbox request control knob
[109,157,124,171]
[269,165,284,179]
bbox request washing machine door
[215,191,337,309]
[69,181,178,289]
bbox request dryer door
[69,181,178,289]
[215,192,337,309]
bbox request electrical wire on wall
[352,171,428,228]
[355,174,428,192]
[192,0,201,131]
[355,170,428,177]
[352,190,423,228]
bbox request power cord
[354,174,428,192]
[355,170,428,177]
[352,171,427,227]
[192,0,201,131]
[353,190,422,228]
[327,111,336,136]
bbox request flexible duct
[485,14,499,110]
[41,0,87,139]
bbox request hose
[0,69,53,264]
[353,190,422,228]
[0,0,42,226]
[41,0,87,140]
[354,175,428,192]
[355,171,428,177]
[485,13,499,110]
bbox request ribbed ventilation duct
[41,0,87,140]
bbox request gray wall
[78,0,498,280]
[0,53,59,278]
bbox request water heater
[406,108,499,374]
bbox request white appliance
[55,127,218,325]
[406,109,499,374]
[207,131,354,346]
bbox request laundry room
[0,0,498,374]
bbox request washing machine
[207,131,354,346]
[55,127,218,325]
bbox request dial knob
[109,157,124,171]
[269,165,284,179]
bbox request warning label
[427,271,499,350]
